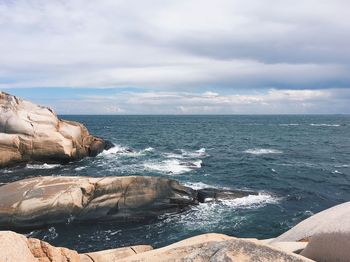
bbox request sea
[1,115,349,252]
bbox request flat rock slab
[119,233,313,262]
[0,92,109,168]
[0,176,196,229]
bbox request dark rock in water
[0,176,197,230]
[197,188,257,203]
[102,139,115,151]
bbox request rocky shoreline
[0,92,349,261]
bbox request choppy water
[1,115,350,252]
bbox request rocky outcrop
[0,231,152,262]
[0,231,80,262]
[80,245,153,262]
[119,233,312,262]
[0,92,111,168]
[0,176,197,229]
[0,231,312,262]
[272,201,350,262]
[0,175,257,230]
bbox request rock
[80,245,153,262]
[0,231,80,262]
[197,188,257,203]
[0,230,152,262]
[273,201,350,261]
[0,176,197,229]
[0,92,111,168]
[118,233,312,262]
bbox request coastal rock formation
[0,92,111,168]
[0,176,197,229]
[0,231,312,262]
[0,231,152,262]
[273,201,350,261]
[0,175,257,230]
[119,233,312,262]
[0,231,80,262]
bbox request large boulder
[273,201,350,261]
[0,92,111,168]
[119,233,312,262]
[0,176,197,229]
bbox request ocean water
[1,115,350,252]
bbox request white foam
[244,148,283,155]
[26,163,61,169]
[102,145,152,157]
[279,123,300,126]
[164,148,207,159]
[310,123,341,127]
[75,166,87,171]
[219,193,278,208]
[144,159,202,175]
[183,182,214,189]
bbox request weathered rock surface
[119,233,312,262]
[0,175,197,229]
[80,245,153,262]
[0,230,80,262]
[273,201,350,262]
[0,92,111,168]
[0,230,152,262]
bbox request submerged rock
[0,92,111,168]
[0,176,197,229]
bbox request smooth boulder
[0,176,197,229]
[0,92,110,168]
[273,201,350,261]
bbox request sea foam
[244,148,283,155]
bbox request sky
[0,0,350,114]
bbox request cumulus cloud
[0,0,350,90]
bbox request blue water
[1,115,350,252]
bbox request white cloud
[50,88,349,114]
[0,0,350,90]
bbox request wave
[102,145,153,157]
[164,148,207,159]
[218,193,278,208]
[183,182,216,189]
[26,163,62,169]
[310,123,341,127]
[279,123,300,126]
[244,148,283,155]
[144,159,202,175]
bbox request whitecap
[310,123,341,127]
[183,182,216,190]
[219,193,279,208]
[181,148,207,158]
[102,145,152,157]
[26,163,62,169]
[244,148,283,155]
[279,123,300,126]
[144,159,202,175]
[75,166,87,171]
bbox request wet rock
[0,176,197,229]
[0,92,111,168]
[197,188,257,203]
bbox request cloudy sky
[1,0,350,114]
